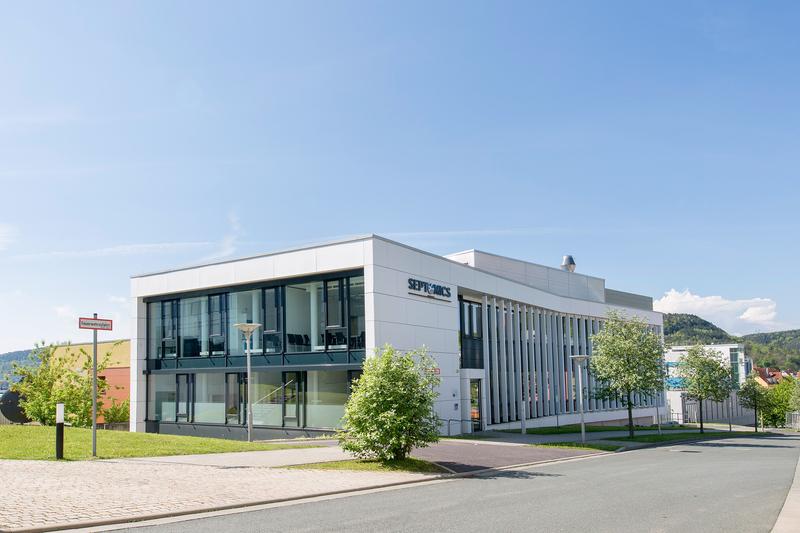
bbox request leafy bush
[338,345,440,461]
[103,399,130,424]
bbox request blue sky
[1,1,798,352]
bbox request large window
[306,371,349,428]
[208,294,227,356]
[194,372,225,423]
[460,299,483,369]
[149,300,178,359]
[285,281,324,352]
[251,371,283,426]
[180,297,207,357]
[348,276,365,350]
[148,374,176,421]
[263,287,283,353]
[229,290,262,356]
[325,280,347,350]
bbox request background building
[53,340,130,423]
[130,235,664,440]
[664,343,753,424]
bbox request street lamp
[570,354,590,444]
[234,322,262,442]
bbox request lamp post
[234,323,262,442]
[570,354,590,444]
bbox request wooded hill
[663,313,800,371]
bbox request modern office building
[130,235,664,440]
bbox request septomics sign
[407,278,452,301]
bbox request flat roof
[131,233,655,307]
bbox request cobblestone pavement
[0,458,432,531]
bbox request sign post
[79,315,113,457]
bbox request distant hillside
[742,330,800,370]
[663,313,738,345]
[0,349,31,383]
[663,313,800,371]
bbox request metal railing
[787,412,800,431]
[442,418,481,437]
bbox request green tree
[338,345,440,461]
[764,376,795,427]
[677,345,733,433]
[738,374,771,432]
[10,342,111,427]
[791,378,800,413]
[590,311,665,438]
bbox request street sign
[79,313,111,458]
[79,317,113,331]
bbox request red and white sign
[79,317,113,331]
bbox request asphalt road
[121,433,800,533]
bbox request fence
[0,410,11,425]
[682,390,754,426]
[787,412,800,431]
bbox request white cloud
[0,223,16,251]
[201,212,242,261]
[654,289,784,335]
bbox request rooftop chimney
[561,255,576,273]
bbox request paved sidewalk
[0,455,431,532]
[772,435,800,532]
[122,445,351,468]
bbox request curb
[0,450,611,533]
[771,439,800,532]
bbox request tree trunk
[699,399,704,434]
[627,391,634,438]
[754,405,758,433]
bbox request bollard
[55,403,64,460]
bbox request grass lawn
[502,424,691,435]
[530,441,622,452]
[612,431,759,444]
[0,425,321,461]
[287,457,447,474]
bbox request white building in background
[664,343,754,424]
[130,235,664,439]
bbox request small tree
[678,345,733,433]
[338,345,441,461]
[738,374,770,432]
[764,375,795,427]
[590,311,665,438]
[10,342,111,427]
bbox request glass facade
[145,271,364,431]
[146,273,364,360]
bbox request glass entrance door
[283,372,304,427]
[470,380,482,432]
